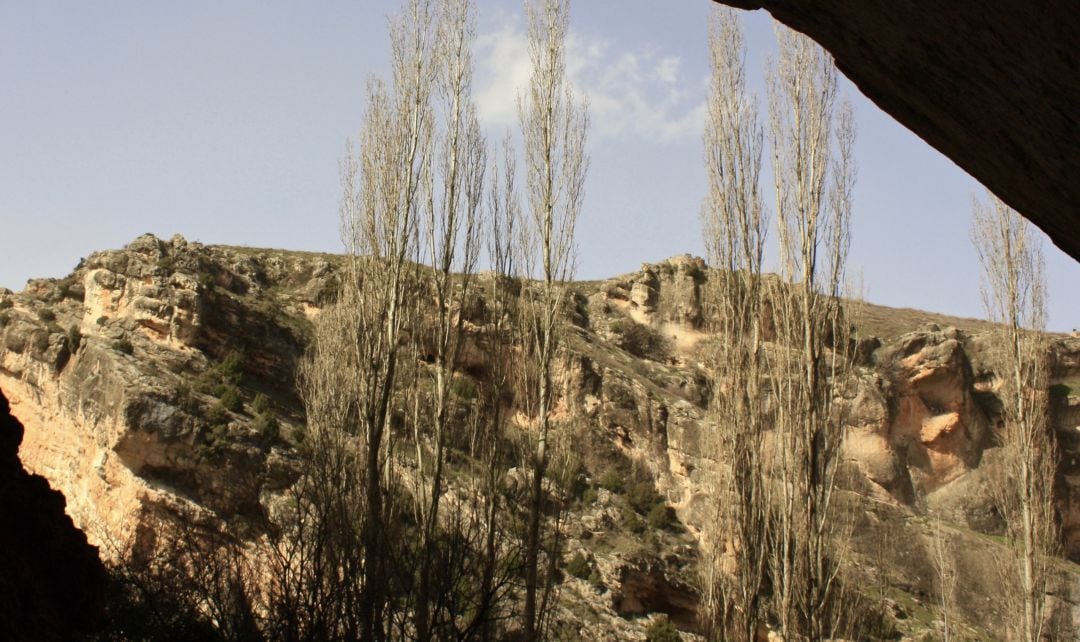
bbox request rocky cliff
[0,234,321,550]
[2,235,1079,638]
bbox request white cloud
[654,56,681,85]
[475,19,704,144]
[475,23,532,128]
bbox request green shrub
[66,325,82,352]
[173,381,198,413]
[0,299,12,310]
[200,423,230,459]
[627,480,662,515]
[112,338,134,355]
[460,292,488,323]
[316,275,340,305]
[450,376,478,401]
[580,487,599,506]
[0,312,9,329]
[588,570,605,592]
[251,392,271,415]
[559,459,589,500]
[598,469,625,494]
[207,403,230,426]
[57,277,84,302]
[196,352,247,394]
[37,308,56,322]
[621,506,647,534]
[32,332,50,353]
[218,352,245,385]
[156,255,178,272]
[647,503,676,531]
[615,319,671,361]
[290,425,306,443]
[253,412,279,443]
[564,552,591,580]
[645,615,681,642]
[218,386,243,413]
[96,316,108,326]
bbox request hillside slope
[1,234,1078,639]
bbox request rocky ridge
[2,235,1080,638]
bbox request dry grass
[850,299,1000,341]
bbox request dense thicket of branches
[288,0,585,639]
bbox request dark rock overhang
[714,0,1080,262]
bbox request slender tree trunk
[972,193,1057,642]
[766,24,854,641]
[517,1,588,638]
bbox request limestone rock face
[0,388,105,641]
[601,256,707,328]
[609,552,699,628]
[0,235,333,550]
[1048,338,1080,561]
[713,0,1080,262]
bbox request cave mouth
[612,566,700,632]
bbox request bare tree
[97,508,262,642]
[698,7,770,640]
[297,0,436,636]
[516,0,589,638]
[928,522,958,641]
[410,1,486,638]
[971,192,1058,642]
[289,300,369,640]
[765,24,856,641]
[473,132,525,642]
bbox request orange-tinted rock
[879,328,988,494]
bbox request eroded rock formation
[715,0,1080,261]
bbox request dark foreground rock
[0,389,104,641]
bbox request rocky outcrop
[0,235,328,551]
[714,1,1080,262]
[0,388,105,641]
[599,256,707,329]
[878,327,990,494]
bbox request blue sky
[2,1,1078,330]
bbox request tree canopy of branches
[699,7,770,640]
